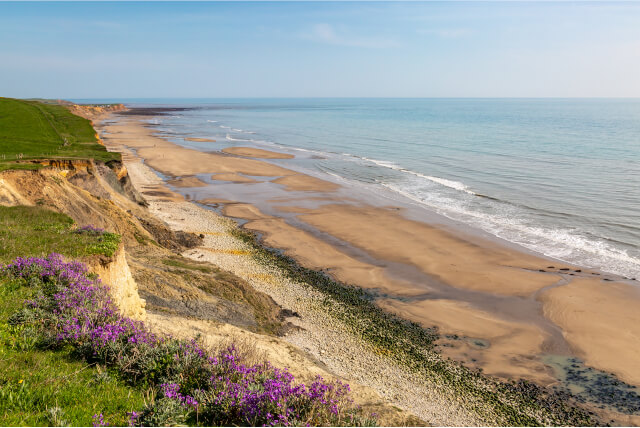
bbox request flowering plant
[1,254,376,427]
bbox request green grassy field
[0,206,120,262]
[0,97,120,171]
[0,206,144,426]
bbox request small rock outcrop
[86,245,146,320]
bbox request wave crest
[360,157,475,195]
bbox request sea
[80,98,640,279]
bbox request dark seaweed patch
[546,356,640,414]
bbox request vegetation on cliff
[0,98,120,171]
[0,206,120,262]
[0,207,143,425]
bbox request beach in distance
[95,98,640,424]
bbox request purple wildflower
[127,411,140,427]
[92,413,108,427]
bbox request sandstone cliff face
[66,103,127,122]
[32,159,93,172]
[0,175,32,206]
[86,246,146,321]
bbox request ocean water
[90,98,640,279]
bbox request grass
[0,281,147,426]
[0,97,121,171]
[0,206,145,426]
[0,206,121,263]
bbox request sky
[1,1,640,98]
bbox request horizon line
[60,96,640,101]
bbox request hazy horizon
[64,96,640,101]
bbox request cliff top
[0,97,121,171]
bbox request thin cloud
[417,28,472,39]
[0,52,213,73]
[303,23,399,49]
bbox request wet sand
[103,121,293,177]
[101,116,640,394]
[167,176,208,187]
[185,137,216,142]
[285,203,559,296]
[225,205,430,298]
[540,278,640,386]
[211,173,259,184]
[272,174,340,192]
[222,146,294,159]
[378,298,553,383]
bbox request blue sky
[1,1,639,98]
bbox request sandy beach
[185,137,217,142]
[99,115,640,422]
[222,146,295,159]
